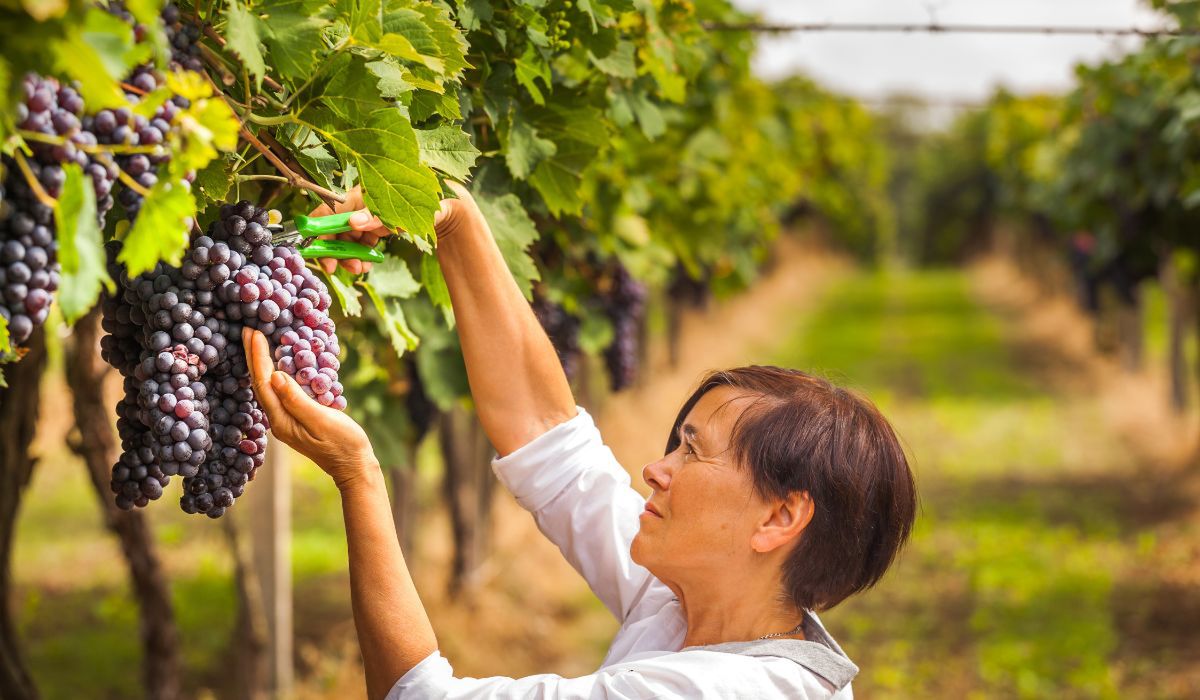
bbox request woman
[243,184,918,699]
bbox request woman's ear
[750,491,814,554]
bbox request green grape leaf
[325,266,363,316]
[399,66,445,94]
[364,283,420,357]
[454,0,493,31]
[409,89,462,122]
[523,105,607,216]
[307,108,442,250]
[578,0,633,28]
[420,253,453,327]
[528,138,599,216]
[259,0,329,81]
[368,60,416,98]
[472,189,540,300]
[166,72,240,176]
[377,8,446,74]
[411,2,470,78]
[611,89,665,139]
[590,40,636,78]
[578,313,614,355]
[118,182,196,277]
[55,8,149,108]
[193,156,234,210]
[366,256,420,299]
[415,124,479,180]
[515,44,551,105]
[504,119,556,179]
[409,302,467,409]
[307,53,391,123]
[224,0,268,88]
[0,315,8,358]
[54,164,112,324]
[373,32,445,74]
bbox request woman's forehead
[683,386,759,439]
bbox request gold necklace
[757,620,805,641]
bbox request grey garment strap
[683,612,859,691]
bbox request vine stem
[12,152,56,209]
[17,130,163,155]
[237,126,344,206]
[235,174,289,183]
[244,112,294,126]
[113,167,152,197]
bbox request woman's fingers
[348,210,384,233]
[270,370,328,434]
[244,329,290,428]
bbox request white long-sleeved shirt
[388,407,858,699]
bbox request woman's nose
[642,457,671,492]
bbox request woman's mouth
[642,501,663,518]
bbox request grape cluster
[1,75,111,346]
[87,65,188,220]
[546,0,576,52]
[101,200,346,517]
[532,296,581,380]
[161,2,205,72]
[104,1,202,72]
[601,264,646,392]
[668,266,711,311]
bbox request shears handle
[292,211,356,238]
[299,239,385,263]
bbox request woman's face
[630,386,769,584]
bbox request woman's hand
[243,327,378,491]
[310,183,485,274]
[308,186,391,276]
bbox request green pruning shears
[266,210,386,264]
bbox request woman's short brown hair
[666,366,917,611]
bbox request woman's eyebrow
[679,423,705,451]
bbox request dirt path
[971,257,1200,697]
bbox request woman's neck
[667,572,805,648]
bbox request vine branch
[12,152,56,209]
[237,125,344,206]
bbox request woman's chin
[630,531,650,567]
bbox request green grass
[779,269,1130,698]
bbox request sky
[729,0,1165,103]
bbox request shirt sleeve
[388,650,829,700]
[490,406,656,622]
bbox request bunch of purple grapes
[1,74,113,347]
[101,200,346,518]
[532,295,581,380]
[601,264,646,392]
[104,1,202,72]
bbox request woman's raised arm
[313,184,577,455]
[433,182,577,456]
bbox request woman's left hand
[243,327,378,490]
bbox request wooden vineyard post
[248,438,293,697]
